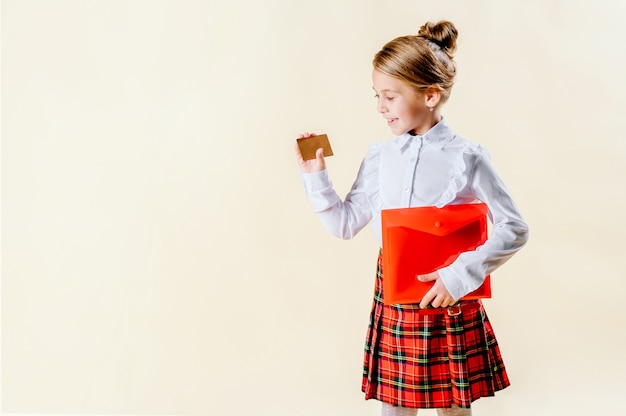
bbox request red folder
[381,203,491,305]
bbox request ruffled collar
[397,118,456,151]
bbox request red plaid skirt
[361,253,510,408]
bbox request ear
[423,86,442,108]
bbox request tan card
[296,134,334,161]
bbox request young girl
[295,21,528,416]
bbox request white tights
[381,402,472,416]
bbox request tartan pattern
[361,253,510,408]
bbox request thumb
[315,148,326,168]
[417,272,438,282]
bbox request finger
[419,290,435,309]
[315,148,326,169]
[418,272,438,282]
[430,294,443,308]
[297,132,316,139]
[440,297,452,308]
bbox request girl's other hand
[417,271,456,309]
[295,132,326,173]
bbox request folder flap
[382,203,488,236]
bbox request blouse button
[435,221,441,227]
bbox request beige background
[2,0,625,415]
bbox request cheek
[409,106,425,119]
[391,102,403,115]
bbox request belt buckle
[447,304,462,316]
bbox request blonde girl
[295,21,528,416]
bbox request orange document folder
[381,203,491,305]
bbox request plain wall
[2,0,626,415]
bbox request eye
[386,96,395,101]
[373,94,379,99]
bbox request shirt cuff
[299,170,332,193]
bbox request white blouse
[299,119,529,300]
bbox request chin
[390,126,407,136]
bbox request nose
[376,98,387,114]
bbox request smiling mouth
[387,118,398,124]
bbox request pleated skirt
[361,253,510,409]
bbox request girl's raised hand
[295,132,326,173]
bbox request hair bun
[418,20,458,56]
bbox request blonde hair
[373,21,458,103]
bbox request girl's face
[372,70,438,136]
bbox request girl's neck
[409,114,442,136]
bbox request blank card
[296,134,334,161]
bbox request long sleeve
[296,119,528,302]
[299,161,373,240]
[438,147,529,300]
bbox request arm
[295,134,373,239]
[436,147,530,300]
